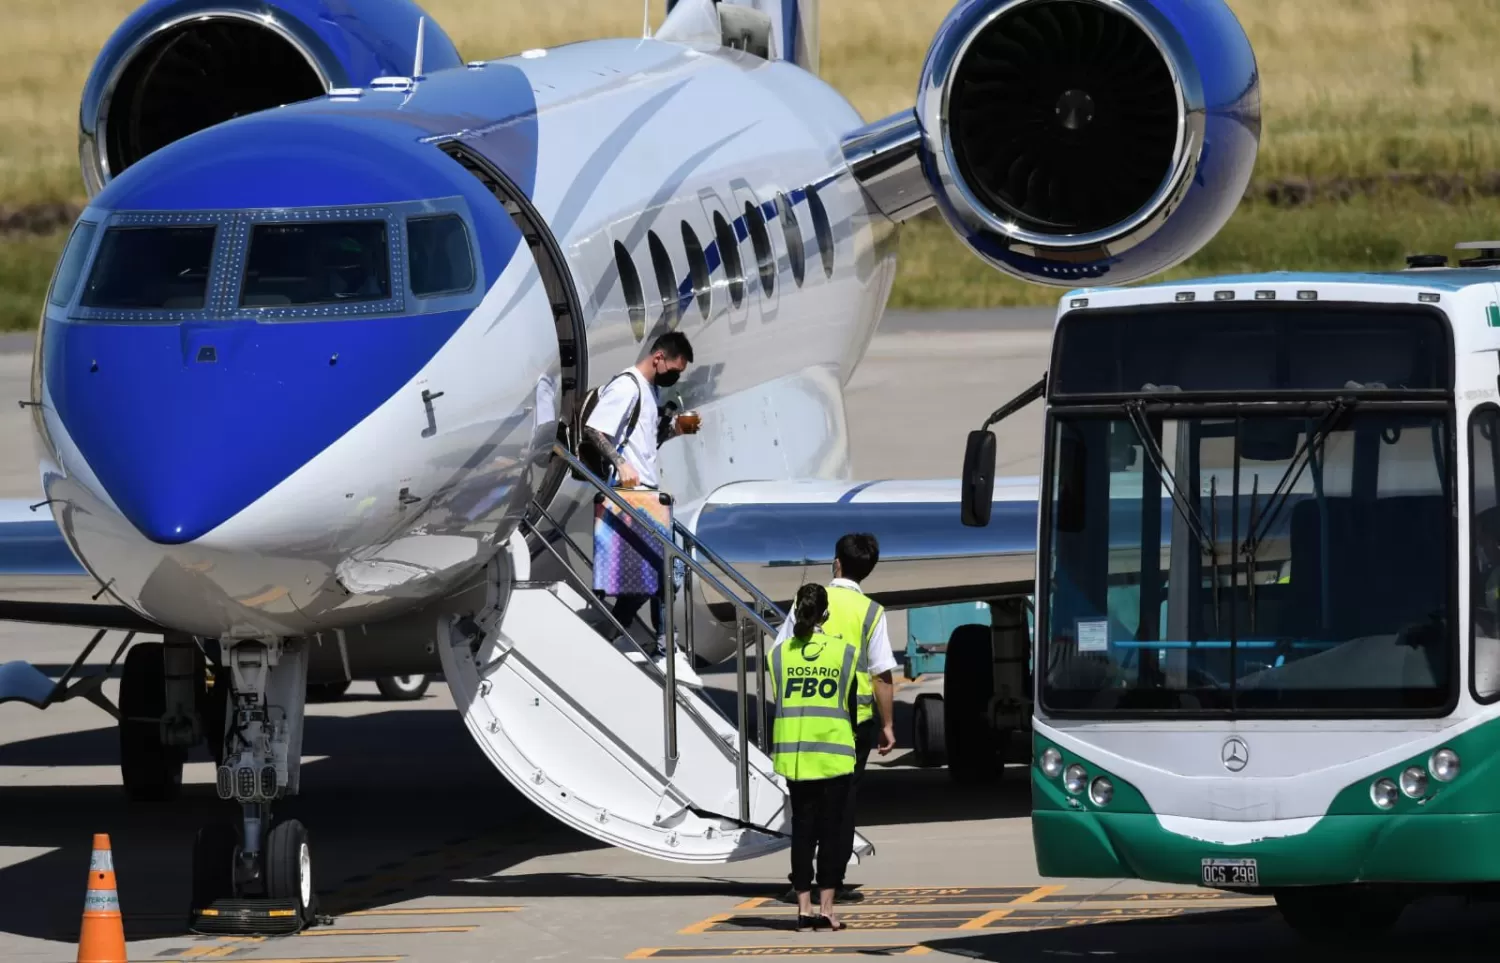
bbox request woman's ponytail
[793,583,829,638]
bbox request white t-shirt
[773,577,898,676]
[584,367,660,488]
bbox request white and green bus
[962,250,1500,939]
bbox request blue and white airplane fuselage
[39,38,887,640]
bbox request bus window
[1471,407,1500,702]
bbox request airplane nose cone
[45,316,467,546]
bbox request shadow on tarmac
[920,899,1500,962]
[0,695,1028,946]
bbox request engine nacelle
[77,0,463,195]
[916,0,1260,286]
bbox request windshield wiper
[1239,398,1356,629]
[1122,401,1221,632]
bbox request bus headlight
[1040,747,1064,779]
[1370,778,1399,810]
[1064,764,1088,795]
[1429,748,1460,782]
[1089,776,1114,807]
[1399,766,1428,799]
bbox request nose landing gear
[190,638,317,935]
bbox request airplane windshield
[80,225,216,310]
[1040,408,1454,716]
[240,220,391,307]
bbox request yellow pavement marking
[342,906,523,916]
[297,925,475,937]
[956,883,1065,931]
[678,912,733,935]
[160,958,403,963]
[177,937,263,958]
[628,946,933,958]
[733,897,770,910]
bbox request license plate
[1201,857,1258,887]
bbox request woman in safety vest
[772,583,859,932]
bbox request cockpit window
[240,221,391,308]
[81,226,216,310]
[407,215,475,298]
[48,221,98,307]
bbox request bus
[961,253,1500,940]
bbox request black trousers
[788,774,853,893]
[840,719,876,873]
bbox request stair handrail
[548,444,781,638]
[545,444,789,805]
[672,521,785,624]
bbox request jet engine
[847,0,1260,287]
[77,0,463,195]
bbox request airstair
[435,445,876,864]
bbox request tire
[943,624,997,784]
[265,819,316,925]
[305,681,351,703]
[912,694,947,767]
[375,674,431,700]
[1274,887,1405,944]
[191,823,239,911]
[119,642,185,801]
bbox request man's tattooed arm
[584,426,628,472]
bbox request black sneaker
[778,887,797,904]
[835,887,865,904]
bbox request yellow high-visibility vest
[771,629,858,781]
[825,585,884,726]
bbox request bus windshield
[1040,408,1454,715]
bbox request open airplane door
[437,533,875,863]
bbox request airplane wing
[681,476,1040,615]
[0,499,156,630]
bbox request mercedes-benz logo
[1221,737,1249,772]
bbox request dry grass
[4,0,1500,206]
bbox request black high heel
[796,914,820,932]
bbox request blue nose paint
[48,312,469,544]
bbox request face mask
[654,368,681,388]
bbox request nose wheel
[190,817,317,934]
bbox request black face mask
[654,368,681,388]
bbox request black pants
[610,593,662,650]
[788,775,853,893]
[840,719,876,874]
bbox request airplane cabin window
[712,211,745,308]
[48,221,98,307]
[777,193,805,287]
[240,221,390,308]
[807,185,835,278]
[648,231,678,330]
[81,225,216,310]
[614,241,646,341]
[407,215,475,298]
[744,201,775,298]
[681,221,711,319]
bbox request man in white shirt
[772,533,896,903]
[583,331,702,686]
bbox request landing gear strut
[191,638,316,934]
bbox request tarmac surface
[2,308,1498,961]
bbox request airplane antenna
[413,16,427,79]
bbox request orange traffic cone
[77,833,127,963]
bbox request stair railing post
[662,540,678,765]
[757,606,773,754]
[736,614,751,823]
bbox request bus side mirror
[961,430,997,527]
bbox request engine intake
[911,0,1261,286]
[79,0,463,195]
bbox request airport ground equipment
[0,0,1262,935]
[960,257,1500,941]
